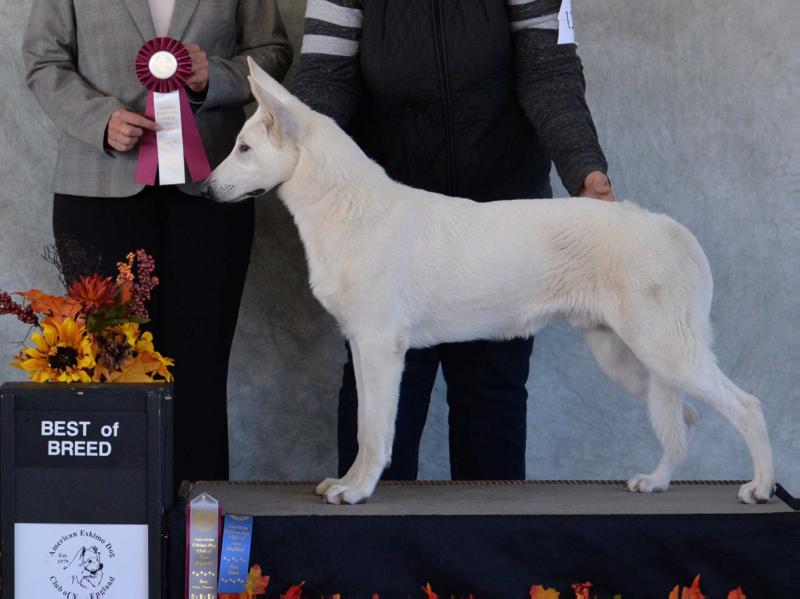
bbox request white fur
[207,58,775,505]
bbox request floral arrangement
[218,571,747,599]
[0,248,173,383]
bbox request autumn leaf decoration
[281,581,305,599]
[571,582,593,599]
[15,289,81,321]
[669,575,707,599]
[212,575,747,598]
[530,585,560,599]
[421,583,438,599]
[218,564,270,599]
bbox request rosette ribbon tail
[135,91,159,186]
[178,88,211,183]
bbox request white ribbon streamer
[153,90,185,185]
[557,0,576,45]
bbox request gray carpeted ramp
[186,480,794,516]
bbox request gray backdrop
[1,0,797,493]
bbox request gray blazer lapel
[168,0,202,41]
[120,0,157,41]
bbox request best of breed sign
[0,384,172,599]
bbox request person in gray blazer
[23,0,293,486]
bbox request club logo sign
[48,528,116,596]
[15,522,148,598]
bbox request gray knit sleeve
[292,0,363,128]
[508,0,608,196]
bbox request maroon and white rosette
[135,37,211,186]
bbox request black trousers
[338,337,535,480]
[53,187,254,486]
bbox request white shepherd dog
[206,58,774,506]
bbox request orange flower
[727,588,746,599]
[422,583,438,599]
[530,585,560,599]
[68,275,117,312]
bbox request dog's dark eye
[239,143,250,153]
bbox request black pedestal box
[0,383,172,599]
[169,480,799,599]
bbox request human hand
[184,43,209,93]
[578,170,615,201]
[106,108,158,152]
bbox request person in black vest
[293,0,613,481]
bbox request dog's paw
[737,479,775,504]
[322,483,371,505]
[627,473,670,493]
[315,478,341,496]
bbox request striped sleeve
[301,0,363,57]
[507,0,560,32]
[293,0,364,126]
[293,0,363,127]
[508,0,608,195]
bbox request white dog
[206,58,774,506]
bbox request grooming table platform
[168,481,799,598]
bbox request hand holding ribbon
[107,109,158,153]
[134,37,211,186]
[184,43,209,93]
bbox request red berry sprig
[130,250,159,319]
[0,291,39,326]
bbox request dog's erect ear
[248,75,298,144]
[247,56,293,104]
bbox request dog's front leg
[319,334,407,504]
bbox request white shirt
[148,0,176,37]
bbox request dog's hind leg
[584,327,696,492]
[617,313,774,504]
[668,357,774,503]
[584,326,649,399]
[628,377,695,493]
[319,333,407,505]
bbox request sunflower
[12,318,95,383]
